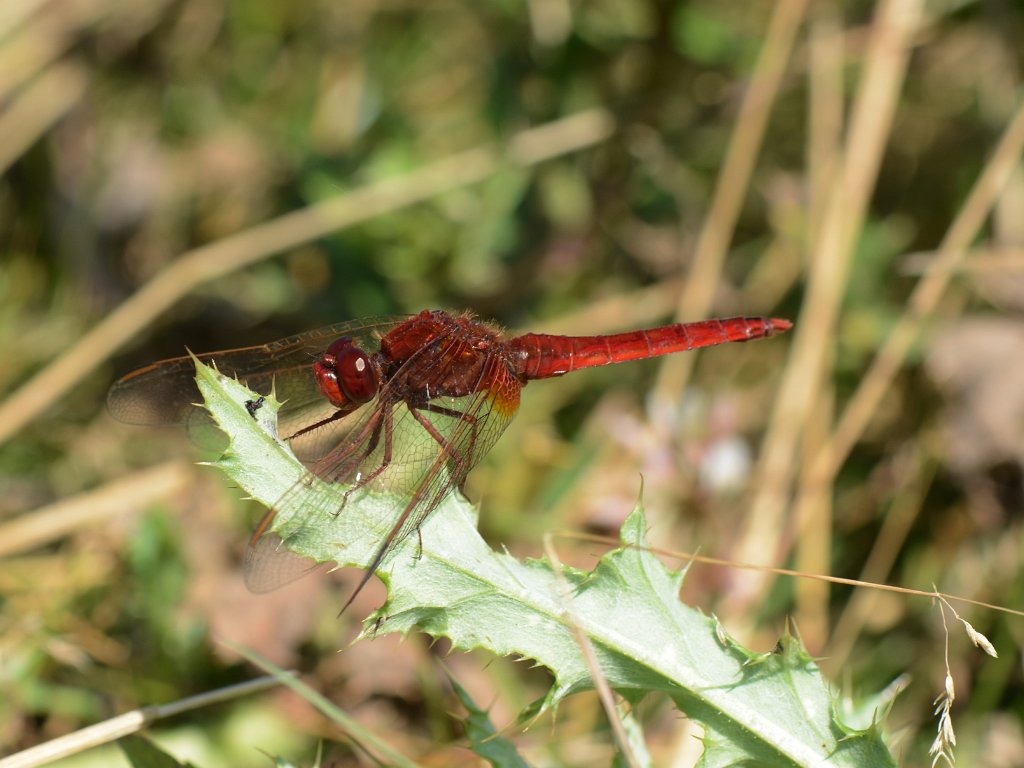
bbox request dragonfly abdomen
[509,316,791,380]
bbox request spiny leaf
[196,359,898,767]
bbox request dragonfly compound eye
[334,342,378,403]
[315,337,377,407]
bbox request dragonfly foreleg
[305,406,387,516]
[411,403,479,489]
[284,407,347,441]
[422,403,479,494]
[407,403,475,481]
[340,402,395,509]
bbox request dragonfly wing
[243,326,523,599]
[354,356,522,594]
[243,530,323,593]
[107,315,410,426]
[241,389,399,592]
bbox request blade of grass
[224,642,422,768]
[0,676,286,768]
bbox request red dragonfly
[109,309,791,610]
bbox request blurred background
[2,0,1024,765]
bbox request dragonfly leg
[412,404,479,486]
[338,404,472,614]
[284,407,347,441]
[335,413,383,514]
[340,402,395,509]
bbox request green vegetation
[2,0,1023,765]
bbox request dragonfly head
[314,337,380,408]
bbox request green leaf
[612,702,652,768]
[119,735,197,768]
[225,642,420,768]
[450,678,530,768]
[196,358,898,767]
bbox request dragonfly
[108,309,791,611]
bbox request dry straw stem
[0,675,286,768]
[0,0,114,103]
[0,0,141,176]
[806,9,844,256]
[793,7,844,650]
[0,108,614,447]
[653,0,809,407]
[736,0,924,594]
[0,461,192,558]
[0,12,63,103]
[824,445,938,673]
[794,385,835,649]
[543,533,641,768]
[528,277,684,336]
[558,531,1024,621]
[0,0,104,170]
[0,0,50,38]
[813,98,1024,483]
[0,62,86,175]
[787,98,1024,650]
[901,247,1024,275]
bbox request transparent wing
[107,316,410,456]
[243,327,523,597]
[351,354,522,601]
